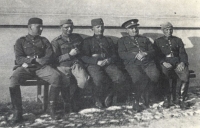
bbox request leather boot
[132,91,142,112]
[163,95,171,108]
[61,87,72,114]
[9,87,24,124]
[104,91,114,107]
[71,87,83,112]
[179,82,189,109]
[49,86,60,120]
[93,85,103,109]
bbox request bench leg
[37,85,42,102]
[43,85,49,112]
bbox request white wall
[0,0,200,27]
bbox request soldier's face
[163,27,173,37]
[61,24,73,35]
[92,25,104,35]
[29,24,43,36]
[126,26,139,36]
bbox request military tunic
[10,34,61,88]
[154,36,189,82]
[81,35,125,98]
[118,35,159,84]
[51,34,89,88]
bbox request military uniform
[118,35,159,83]
[154,35,189,107]
[10,34,60,88]
[51,19,90,114]
[118,19,160,111]
[81,35,125,107]
[51,34,89,89]
[9,18,62,123]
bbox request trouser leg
[49,86,60,120]
[179,82,189,109]
[104,64,126,107]
[87,65,105,108]
[9,86,23,124]
[60,86,72,113]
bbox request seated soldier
[51,19,90,113]
[154,22,190,109]
[81,18,126,108]
[118,19,160,112]
[9,18,61,123]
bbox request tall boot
[71,87,83,112]
[104,83,115,108]
[179,82,189,109]
[163,95,171,108]
[49,86,60,120]
[9,87,23,124]
[94,86,103,109]
[61,87,72,113]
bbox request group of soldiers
[9,17,189,124]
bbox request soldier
[9,17,61,123]
[154,22,189,109]
[51,19,90,112]
[81,18,126,108]
[118,19,160,112]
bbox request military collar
[61,34,71,42]
[26,34,40,41]
[128,35,140,40]
[163,36,173,40]
[93,34,104,39]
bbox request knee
[49,72,62,87]
[10,76,21,87]
[77,76,90,89]
[92,76,104,87]
[114,73,126,84]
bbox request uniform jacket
[81,35,117,65]
[154,36,188,66]
[51,33,83,67]
[117,35,155,65]
[14,34,53,70]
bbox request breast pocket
[60,44,71,54]
[138,42,147,51]
[35,42,45,51]
[124,42,137,51]
[23,43,34,54]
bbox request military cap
[60,19,73,26]
[91,18,104,26]
[122,19,139,28]
[28,17,43,25]
[160,22,173,30]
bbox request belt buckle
[170,53,174,57]
[166,53,174,57]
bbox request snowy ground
[1,86,200,128]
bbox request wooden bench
[21,77,49,112]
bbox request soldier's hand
[35,58,43,65]
[69,48,79,56]
[22,63,28,68]
[176,62,185,71]
[136,51,147,61]
[92,54,101,59]
[163,62,172,69]
[104,58,112,65]
[97,60,107,67]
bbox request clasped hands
[69,48,80,56]
[93,54,111,67]
[135,51,147,61]
[163,62,185,71]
